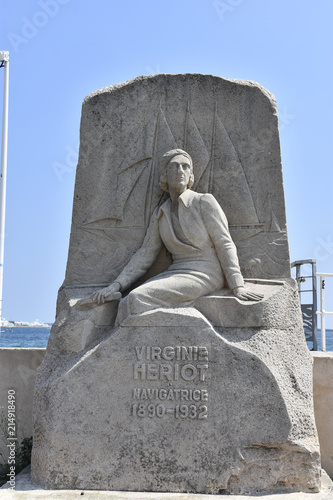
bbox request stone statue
[32,76,321,495]
[87,148,263,323]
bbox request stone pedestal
[32,283,320,494]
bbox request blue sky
[0,0,332,328]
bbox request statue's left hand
[91,282,122,305]
[233,286,263,302]
[76,282,122,309]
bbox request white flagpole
[0,51,9,330]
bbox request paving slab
[1,467,333,500]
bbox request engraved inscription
[132,345,209,419]
[135,346,209,361]
[132,388,209,401]
[133,362,208,381]
[132,402,208,420]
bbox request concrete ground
[1,467,333,500]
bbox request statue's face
[166,154,192,191]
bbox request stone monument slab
[31,74,321,495]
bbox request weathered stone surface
[32,74,321,494]
[3,467,333,500]
[32,296,320,494]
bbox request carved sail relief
[81,104,263,241]
[114,107,177,225]
[209,107,259,226]
[183,103,210,192]
[144,108,178,223]
[83,108,177,231]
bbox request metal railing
[316,273,333,352]
[291,260,318,350]
[291,261,333,351]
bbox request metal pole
[320,277,326,352]
[312,261,318,351]
[295,263,301,292]
[0,51,9,329]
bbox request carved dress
[115,189,244,323]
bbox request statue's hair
[159,149,194,192]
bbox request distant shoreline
[1,325,52,329]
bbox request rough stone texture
[2,467,333,500]
[33,299,320,494]
[32,75,321,494]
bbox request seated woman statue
[91,149,262,324]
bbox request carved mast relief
[81,103,264,240]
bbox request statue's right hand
[91,282,122,305]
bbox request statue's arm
[200,194,244,290]
[114,213,163,291]
[200,194,263,301]
[90,210,163,305]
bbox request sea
[0,326,332,351]
[0,327,51,348]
